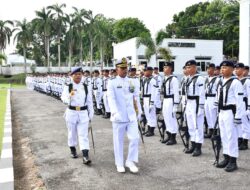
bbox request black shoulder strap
[83,83,88,104]
[68,83,73,93]
[186,75,199,95]
[223,78,236,104]
[207,77,217,94]
[241,78,248,85]
[163,76,174,95]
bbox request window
[196,61,210,72]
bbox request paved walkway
[11,89,250,190]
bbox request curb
[0,89,14,190]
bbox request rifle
[138,120,147,154]
[88,121,96,154]
[157,114,166,142]
[211,116,221,165]
[176,106,190,151]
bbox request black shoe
[161,131,171,143]
[82,149,91,165]
[185,141,195,154]
[239,139,248,150]
[225,157,238,172]
[216,154,229,168]
[166,133,177,145]
[238,137,243,148]
[192,143,202,156]
[102,112,110,119]
[143,126,150,135]
[95,109,102,115]
[70,147,78,159]
[145,127,155,137]
[204,129,213,138]
[156,108,161,114]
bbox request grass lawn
[0,83,25,89]
[0,89,7,155]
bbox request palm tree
[32,7,53,71]
[65,13,78,69]
[94,15,114,69]
[47,3,66,68]
[137,35,172,67]
[0,53,6,75]
[0,20,13,53]
[72,7,89,64]
[14,19,32,74]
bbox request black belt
[69,106,87,111]
[219,104,236,115]
[187,96,199,100]
[93,88,98,90]
[103,89,107,91]
[143,94,151,98]
[164,95,174,99]
[205,93,216,97]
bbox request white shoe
[125,161,139,173]
[117,166,125,173]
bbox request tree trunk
[68,44,72,71]
[23,47,27,74]
[90,40,93,72]
[100,46,104,70]
[80,39,83,65]
[46,37,50,72]
[58,37,61,69]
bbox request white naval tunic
[216,77,244,158]
[204,76,221,129]
[61,81,94,151]
[93,77,103,109]
[185,74,205,144]
[162,75,179,134]
[107,76,142,167]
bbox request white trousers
[186,99,204,143]
[219,110,239,158]
[103,91,110,112]
[162,98,178,133]
[65,109,90,150]
[242,113,250,139]
[112,121,139,167]
[143,97,157,127]
[94,90,102,109]
[205,97,217,129]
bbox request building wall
[239,0,250,66]
[113,38,223,75]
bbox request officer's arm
[173,77,180,105]
[133,81,142,115]
[246,80,250,110]
[150,79,158,106]
[87,85,94,119]
[61,85,70,104]
[234,80,244,119]
[107,80,119,114]
[198,77,205,105]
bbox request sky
[0,0,209,53]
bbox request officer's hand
[137,114,142,121]
[70,91,75,96]
[172,105,178,114]
[234,118,242,125]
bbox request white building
[113,37,223,75]
[5,53,36,66]
[239,0,250,66]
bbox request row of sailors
[26,60,250,173]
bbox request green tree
[47,3,66,68]
[0,20,13,53]
[14,19,33,74]
[32,7,54,70]
[113,17,151,42]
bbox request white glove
[172,105,178,114]
[112,112,122,122]
[137,114,142,121]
